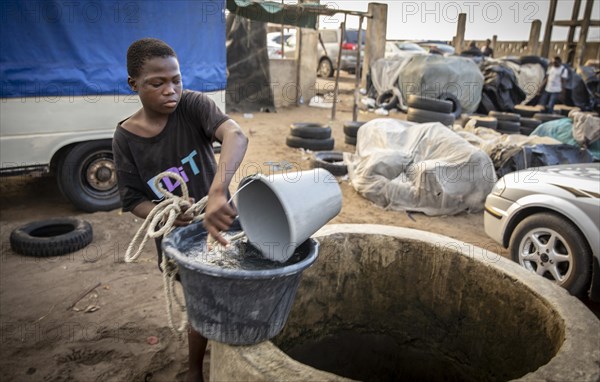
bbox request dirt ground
[0,74,595,382]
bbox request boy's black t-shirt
[112,90,229,212]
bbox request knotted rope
[124,171,250,339]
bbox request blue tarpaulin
[0,0,226,98]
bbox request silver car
[484,164,600,301]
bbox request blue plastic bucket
[162,221,319,345]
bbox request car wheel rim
[518,228,573,285]
[80,150,118,197]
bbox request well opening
[272,232,566,381]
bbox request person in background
[538,56,568,114]
[481,39,494,58]
[460,41,483,58]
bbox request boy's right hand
[174,198,195,227]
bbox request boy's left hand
[203,192,237,246]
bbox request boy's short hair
[554,56,562,63]
[127,38,177,78]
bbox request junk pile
[343,118,496,216]
[455,117,598,178]
[477,60,527,114]
[365,54,483,118]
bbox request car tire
[468,115,498,129]
[57,140,121,212]
[519,126,537,136]
[285,136,334,151]
[489,111,521,122]
[318,58,334,78]
[310,151,347,176]
[509,212,592,297]
[344,134,357,146]
[407,107,455,126]
[376,90,399,110]
[520,117,542,129]
[497,120,521,134]
[343,121,365,138]
[10,218,93,257]
[437,92,462,119]
[290,123,332,139]
[514,104,544,118]
[406,95,453,114]
[533,113,566,123]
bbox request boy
[112,38,248,382]
[539,56,568,114]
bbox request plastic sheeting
[343,119,496,216]
[396,55,484,114]
[0,0,227,97]
[502,62,545,105]
[532,118,600,160]
[478,60,526,113]
[455,123,562,175]
[225,14,275,113]
[495,144,596,178]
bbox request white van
[0,96,140,211]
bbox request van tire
[290,123,332,139]
[57,140,121,212]
[407,108,455,126]
[285,136,335,151]
[437,92,462,118]
[343,121,365,138]
[318,58,334,78]
[344,135,357,146]
[311,151,348,176]
[407,95,453,113]
[10,218,93,257]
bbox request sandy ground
[0,74,595,381]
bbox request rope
[124,171,254,339]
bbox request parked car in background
[266,30,296,59]
[385,41,427,58]
[416,41,456,56]
[316,28,366,77]
[484,164,600,301]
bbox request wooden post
[575,0,594,67]
[455,13,466,54]
[331,17,346,121]
[353,16,364,122]
[361,2,387,87]
[541,0,558,58]
[492,35,497,55]
[567,0,582,44]
[528,20,542,55]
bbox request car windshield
[345,30,366,45]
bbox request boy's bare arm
[205,119,249,244]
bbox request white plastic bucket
[236,168,342,262]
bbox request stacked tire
[489,111,520,135]
[554,104,580,116]
[465,115,498,129]
[343,121,365,146]
[519,118,541,136]
[533,113,567,123]
[406,95,457,126]
[310,151,348,176]
[514,104,544,118]
[286,123,334,151]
